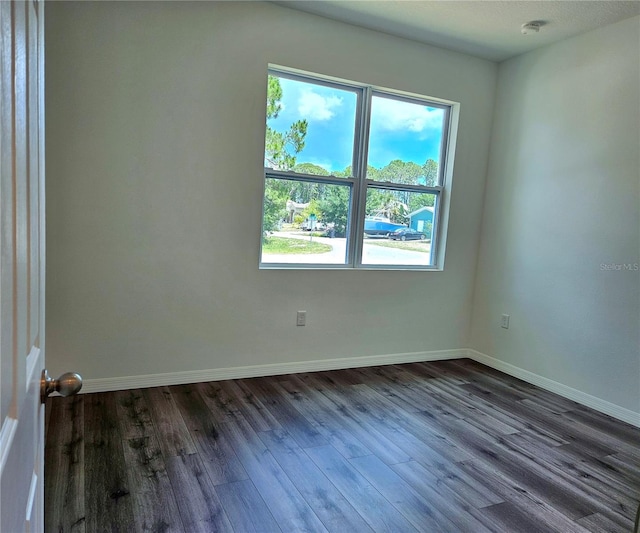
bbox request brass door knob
[41,369,83,403]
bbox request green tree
[263,76,309,235]
[334,165,352,178]
[376,160,425,206]
[377,160,424,185]
[366,189,408,224]
[293,162,329,176]
[301,199,323,224]
[264,76,308,170]
[422,158,439,187]
[287,181,316,204]
[407,192,435,213]
[366,189,391,216]
[366,165,380,180]
[319,186,349,237]
[304,163,356,235]
[289,163,330,205]
[266,75,283,120]
[386,198,409,224]
[262,183,289,234]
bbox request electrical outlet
[297,310,306,326]
[501,314,510,329]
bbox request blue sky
[267,77,445,173]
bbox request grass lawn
[262,236,332,254]
[366,239,431,253]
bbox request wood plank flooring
[44,359,640,532]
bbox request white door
[1,1,46,530]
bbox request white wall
[45,2,496,381]
[470,16,640,413]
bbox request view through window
[260,68,453,269]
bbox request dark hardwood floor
[45,359,640,532]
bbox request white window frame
[260,66,457,271]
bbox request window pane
[261,177,352,265]
[361,188,436,266]
[366,94,445,186]
[265,75,357,177]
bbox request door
[1,1,46,530]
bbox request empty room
[1,0,638,531]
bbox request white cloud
[298,90,343,121]
[371,98,443,134]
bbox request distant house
[285,200,309,223]
[408,206,434,238]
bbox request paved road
[263,232,431,266]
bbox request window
[260,67,455,269]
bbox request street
[262,232,432,266]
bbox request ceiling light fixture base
[521,21,542,35]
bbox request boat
[364,216,407,236]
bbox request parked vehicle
[389,228,427,241]
[301,219,327,231]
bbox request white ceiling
[272,1,640,61]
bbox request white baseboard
[80,349,467,394]
[467,349,640,428]
[79,347,640,429]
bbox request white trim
[466,349,640,428]
[25,346,40,393]
[0,417,18,474]
[79,347,640,429]
[80,349,467,394]
[25,472,37,521]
